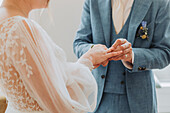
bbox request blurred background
[0,0,170,113]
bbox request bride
[0,0,123,113]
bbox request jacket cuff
[128,48,148,73]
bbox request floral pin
[136,21,149,40]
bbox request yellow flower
[141,35,147,39]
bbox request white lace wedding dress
[0,16,97,113]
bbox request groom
[73,0,170,113]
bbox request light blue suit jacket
[73,0,170,113]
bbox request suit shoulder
[83,0,96,4]
[84,0,98,3]
[152,0,169,4]
[152,0,169,9]
[83,0,98,7]
[84,0,96,2]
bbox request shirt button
[101,75,105,79]
[121,81,125,85]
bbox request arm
[131,0,170,72]
[73,0,93,58]
[7,19,97,113]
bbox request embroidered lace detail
[0,17,42,112]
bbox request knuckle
[118,39,121,42]
[123,39,127,43]
[113,52,118,55]
[122,50,125,53]
[129,43,132,46]
[103,51,107,54]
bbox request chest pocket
[133,20,155,48]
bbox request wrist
[85,52,94,65]
[81,50,94,65]
[127,58,132,64]
[78,57,94,71]
[126,51,134,64]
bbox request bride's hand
[81,44,123,67]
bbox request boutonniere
[136,21,149,40]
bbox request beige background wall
[30,0,84,62]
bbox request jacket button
[101,75,105,79]
[121,81,125,85]
[142,67,146,70]
[138,67,142,70]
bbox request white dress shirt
[112,0,134,34]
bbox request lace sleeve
[6,18,97,113]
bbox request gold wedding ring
[91,45,94,49]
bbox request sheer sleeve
[6,18,97,113]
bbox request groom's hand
[108,39,133,63]
[86,44,123,69]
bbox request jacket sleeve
[73,0,93,58]
[130,0,170,72]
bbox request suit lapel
[98,0,152,47]
[128,0,152,45]
[98,0,111,47]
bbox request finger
[108,39,128,53]
[107,47,115,53]
[101,60,108,65]
[112,39,127,49]
[113,46,123,52]
[122,47,132,54]
[94,44,108,50]
[105,51,123,58]
[109,53,125,61]
[108,50,130,59]
[122,52,133,60]
[102,61,109,67]
[109,52,132,61]
[109,56,124,61]
[115,51,131,60]
[120,42,131,50]
[102,45,108,50]
[93,64,100,69]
